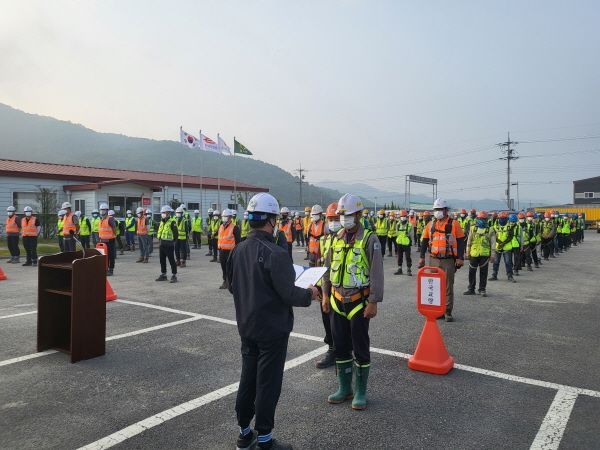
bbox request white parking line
[78,345,328,450]
[115,299,199,317]
[530,390,578,450]
[0,350,58,367]
[0,311,37,320]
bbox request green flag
[234,138,253,156]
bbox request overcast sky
[1,0,599,205]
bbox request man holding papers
[322,193,384,411]
[226,193,319,450]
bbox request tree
[35,186,59,239]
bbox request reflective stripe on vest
[308,221,324,254]
[395,223,411,246]
[217,222,235,250]
[210,217,221,234]
[21,217,37,237]
[469,227,491,257]
[136,217,148,235]
[125,217,136,231]
[493,224,513,251]
[387,220,397,237]
[330,231,372,289]
[5,215,19,234]
[157,218,174,240]
[241,220,251,238]
[62,213,77,236]
[280,221,293,243]
[428,219,457,258]
[91,217,100,233]
[191,217,203,232]
[176,218,188,240]
[99,217,116,240]
[294,218,303,231]
[329,294,367,320]
[79,218,91,236]
[375,218,388,236]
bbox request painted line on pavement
[530,390,578,450]
[0,311,37,320]
[115,299,199,317]
[0,350,58,367]
[78,345,328,450]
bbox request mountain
[0,103,344,208]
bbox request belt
[332,287,370,304]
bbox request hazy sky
[1,0,600,205]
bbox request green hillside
[0,103,347,208]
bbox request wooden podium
[37,249,106,363]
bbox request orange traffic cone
[0,265,6,281]
[106,279,117,302]
[408,317,454,375]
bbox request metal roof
[0,159,267,192]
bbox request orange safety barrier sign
[0,265,6,281]
[408,266,454,375]
[95,243,117,302]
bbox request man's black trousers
[22,236,38,263]
[159,242,177,275]
[330,304,370,364]
[236,335,289,435]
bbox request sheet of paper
[294,266,328,289]
[293,264,306,280]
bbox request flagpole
[199,129,203,216]
[217,133,221,211]
[179,126,184,203]
[233,136,238,212]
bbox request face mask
[518,218,524,223]
[498,218,508,226]
[433,210,444,220]
[176,213,182,218]
[311,214,320,222]
[161,213,167,219]
[476,219,487,228]
[339,215,355,229]
[25,211,32,217]
[222,216,230,223]
[243,214,248,220]
[7,212,14,216]
[136,213,142,217]
[378,214,384,218]
[127,213,132,217]
[400,217,407,222]
[92,213,98,217]
[328,221,341,233]
[527,217,533,222]
[460,214,466,218]
[544,218,550,221]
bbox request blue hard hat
[509,213,517,222]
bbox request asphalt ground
[1,232,599,449]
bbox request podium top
[39,249,102,268]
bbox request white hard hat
[99,203,109,210]
[208,208,214,214]
[433,198,448,209]
[75,211,81,217]
[23,206,33,213]
[136,207,144,214]
[310,204,323,215]
[145,208,152,214]
[92,209,99,214]
[336,193,363,215]
[179,203,186,209]
[7,206,16,212]
[194,209,200,214]
[175,207,184,213]
[213,209,221,216]
[108,210,115,216]
[409,209,415,215]
[126,210,132,214]
[58,209,66,216]
[247,193,280,218]
[221,209,232,217]
[161,205,173,213]
[280,206,290,214]
[61,201,72,209]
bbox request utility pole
[295,164,307,208]
[497,132,519,210]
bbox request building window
[584,192,594,198]
[187,202,199,211]
[211,203,218,210]
[12,192,41,212]
[74,199,85,214]
[228,203,238,211]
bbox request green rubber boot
[352,362,370,410]
[327,360,354,404]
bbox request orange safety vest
[99,217,116,240]
[136,217,148,236]
[21,217,38,237]
[427,218,457,258]
[62,212,77,236]
[280,221,293,243]
[294,217,303,231]
[308,220,324,255]
[5,215,19,234]
[217,222,236,250]
[409,216,417,227]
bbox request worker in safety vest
[135,207,151,263]
[5,206,21,263]
[529,212,542,267]
[240,211,251,241]
[124,210,136,251]
[457,208,471,237]
[322,193,383,410]
[314,202,342,370]
[394,210,413,276]
[306,205,325,267]
[218,209,240,289]
[277,207,295,258]
[419,198,465,322]
[56,209,65,252]
[76,210,91,249]
[205,208,214,256]
[408,210,417,245]
[98,204,117,276]
[386,212,398,257]
[517,212,535,271]
[61,201,79,252]
[415,211,427,247]
[293,211,304,246]
[145,208,155,256]
[488,211,515,283]
[209,209,221,262]
[303,206,312,259]
[360,209,372,231]
[540,211,556,260]
[577,213,585,243]
[464,211,495,297]
[374,209,389,256]
[508,214,523,276]
[90,209,101,246]
[569,213,578,246]
[173,207,189,267]
[20,206,40,266]
[155,205,178,283]
[191,210,203,249]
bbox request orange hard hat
[498,211,509,219]
[400,210,408,217]
[326,202,339,218]
[477,211,488,219]
[517,212,525,219]
[526,211,534,217]
[492,211,498,217]
[423,210,431,217]
[460,208,467,214]
[544,211,551,218]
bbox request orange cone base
[0,267,6,281]
[106,279,117,302]
[408,317,454,375]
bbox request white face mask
[176,213,183,218]
[518,218,524,223]
[127,213,132,217]
[25,212,32,216]
[161,213,167,219]
[222,216,230,223]
[378,214,384,218]
[339,215,355,229]
[243,214,248,220]
[400,217,407,222]
[137,213,142,217]
[328,221,341,233]
[526,217,533,222]
[311,214,320,222]
[460,214,466,218]
[7,212,14,216]
[433,210,444,220]
[544,217,550,221]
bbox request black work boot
[219,281,227,289]
[236,430,257,450]
[463,289,476,295]
[407,268,412,276]
[170,275,178,283]
[508,274,516,283]
[155,274,167,281]
[479,289,487,297]
[315,347,335,369]
[394,268,403,275]
[488,275,498,281]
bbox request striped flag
[218,135,231,156]
[200,133,220,153]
